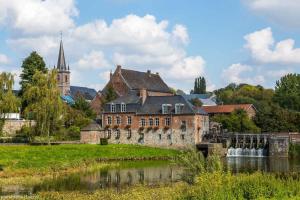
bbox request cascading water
[227,147,267,157]
[226,134,268,157]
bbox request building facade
[101,92,209,148]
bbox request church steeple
[57,40,68,71]
[56,36,70,96]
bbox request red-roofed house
[202,104,257,119]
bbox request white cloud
[172,24,189,45]
[244,0,300,29]
[245,27,300,64]
[76,51,110,69]
[0,0,78,35]
[0,0,206,91]
[166,56,205,80]
[222,63,265,85]
[266,69,290,78]
[0,54,9,64]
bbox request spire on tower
[57,36,67,71]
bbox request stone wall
[80,130,105,144]
[2,120,35,136]
[269,135,289,157]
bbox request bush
[67,126,81,140]
[100,138,108,145]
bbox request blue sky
[0,0,300,92]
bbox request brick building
[102,65,173,97]
[101,91,209,148]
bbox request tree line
[0,52,96,143]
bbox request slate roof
[104,95,207,115]
[56,40,68,71]
[138,95,207,115]
[70,86,97,101]
[81,121,101,131]
[202,104,255,114]
[121,69,171,93]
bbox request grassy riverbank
[0,144,179,177]
[10,172,300,200]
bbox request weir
[223,133,289,157]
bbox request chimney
[116,65,122,74]
[110,70,113,80]
[139,88,147,104]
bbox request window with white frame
[116,116,121,125]
[155,118,160,126]
[127,116,132,125]
[110,104,116,113]
[107,129,111,138]
[162,104,172,114]
[165,117,171,126]
[149,118,153,126]
[121,103,126,112]
[175,103,184,114]
[140,118,146,127]
[107,116,112,125]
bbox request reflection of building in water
[81,166,181,189]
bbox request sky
[1,0,300,92]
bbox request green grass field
[0,144,179,176]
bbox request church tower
[55,39,70,96]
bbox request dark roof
[138,95,207,115]
[121,69,171,93]
[70,86,97,101]
[110,92,141,104]
[56,40,68,71]
[81,121,101,131]
[104,95,207,115]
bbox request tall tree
[0,73,20,117]
[193,76,206,94]
[274,73,300,112]
[20,51,47,93]
[23,70,63,143]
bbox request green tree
[72,95,96,119]
[274,73,300,112]
[103,85,117,104]
[193,77,206,94]
[189,98,203,107]
[0,72,20,116]
[20,51,47,93]
[212,109,260,133]
[23,70,63,143]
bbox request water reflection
[225,157,300,173]
[0,162,182,196]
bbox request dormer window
[175,103,184,114]
[121,103,126,112]
[162,104,172,114]
[110,104,116,113]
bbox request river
[1,158,300,196]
